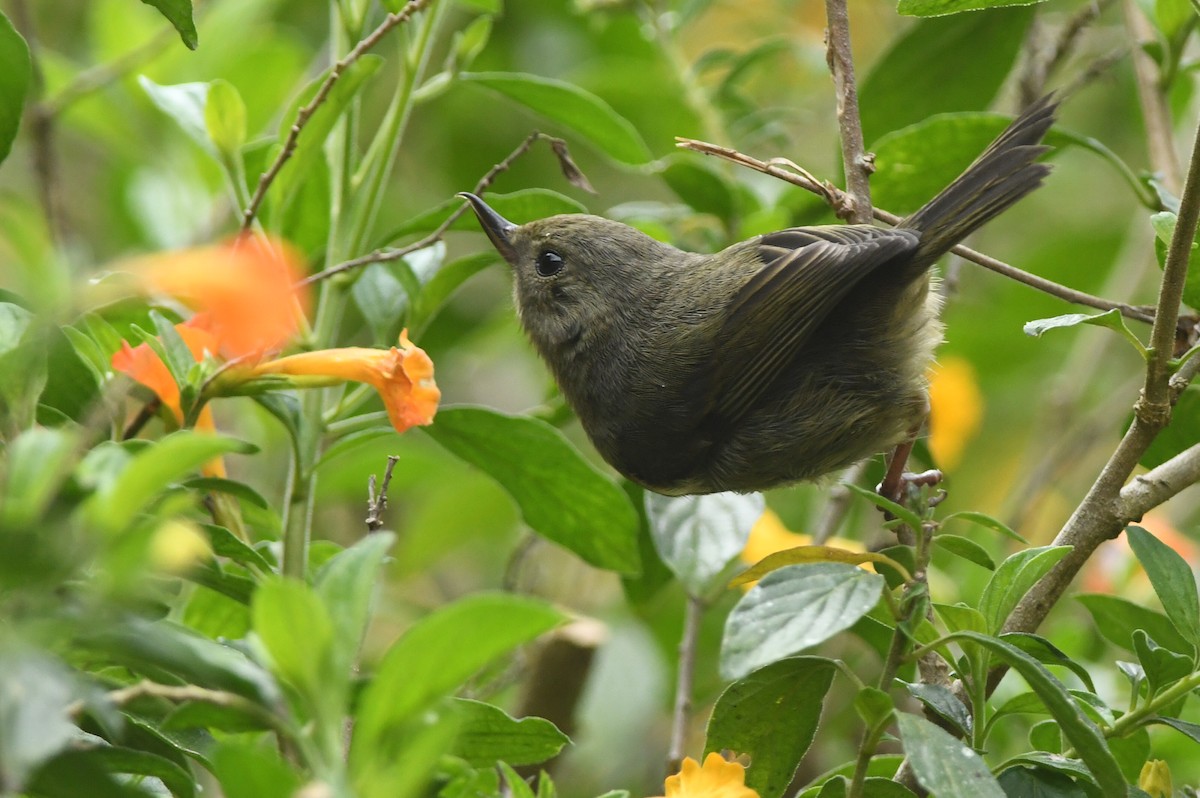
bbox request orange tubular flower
[655,753,759,798]
[253,330,440,433]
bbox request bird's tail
[899,95,1056,265]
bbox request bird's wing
[698,224,920,431]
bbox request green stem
[1106,669,1200,738]
[344,1,447,257]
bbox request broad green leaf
[199,523,273,572]
[898,0,1045,17]
[999,632,1096,693]
[1076,593,1193,654]
[84,617,280,705]
[352,263,411,344]
[659,156,738,222]
[844,483,923,531]
[872,113,1014,215]
[384,189,586,243]
[28,749,158,798]
[734,545,911,587]
[932,534,995,570]
[252,579,337,712]
[140,0,197,48]
[1125,524,1200,649]
[450,698,569,767]
[0,651,78,790]
[1023,309,1147,357]
[853,687,895,728]
[424,407,640,573]
[354,708,460,798]
[646,491,762,597]
[705,657,836,798]
[0,426,77,529]
[205,79,247,157]
[1142,389,1200,468]
[904,682,972,737]
[40,323,102,422]
[408,251,499,337]
[1108,727,1151,784]
[978,545,1072,634]
[896,712,1004,798]
[315,532,396,674]
[858,8,1033,143]
[139,77,212,153]
[83,430,256,533]
[352,593,563,758]
[1150,715,1200,744]
[996,765,1090,797]
[68,746,195,798]
[0,302,47,435]
[453,15,493,69]
[1132,629,1193,695]
[184,477,269,509]
[943,510,1028,543]
[0,11,31,166]
[721,563,885,679]
[460,72,652,165]
[943,632,1126,796]
[212,742,299,798]
[934,603,987,635]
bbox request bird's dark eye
[536,250,564,278]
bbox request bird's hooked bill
[458,192,518,264]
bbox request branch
[824,0,873,223]
[300,131,586,285]
[68,679,289,737]
[1002,109,1200,639]
[240,0,435,232]
[365,455,400,531]
[1123,0,1183,194]
[676,138,1155,323]
[667,596,705,774]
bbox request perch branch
[824,0,873,223]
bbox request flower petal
[662,753,759,798]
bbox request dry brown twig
[365,455,401,532]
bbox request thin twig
[823,0,873,223]
[812,460,869,544]
[365,455,400,531]
[67,679,289,736]
[300,131,576,285]
[1019,0,1117,105]
[240,0,435,232]
[667,596,705,775]
[11,0,64,245]
[1001,109,1200,643]
[677,138,1155,323]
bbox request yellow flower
[927,356,983,471]
[1138,759,1172,798]
[655,753,759,798]
[252,330,439,433]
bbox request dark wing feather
[700,224,920,430]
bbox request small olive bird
[461,97,1056,497]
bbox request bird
[459,96,1056,497]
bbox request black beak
[458,192,518,264]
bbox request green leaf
[1132,629,1193,695]
[1076,593,1194,654]
[424,407,641,574]
[872,113,1014,215]
[352,263,412,344]
[978,545,1072,634]
[659,156,739,222]
[844,483,923,532]
[139,0,197,48]
[0,651,78,790]
[385,189,586,243]
[212,742,300,798]
[854,687,895,728]
[1023,309,1147,357]
[354,707,461,798]
[0,426,77,529]
[450,698,569,767]
[1125,524,1200,649]
[198,523,273,572]
[83,430,256,533]
[408,251,499,337]
[934,603,987,635]
[0,11,31,166]
[70,746,196,798]
[453,15,493,69]
[28,749,158,798]
[942,511,1028,543]
[999,633,1096,693]
[645,491,763,597]
[315,533,396,675]
[205,79,247,158]
[904,682,972,737]
[85,617,280,705]
[858,8,1033,143]
[0,302,47,435]
[352,593,563,759]
[1150,715,1200,744]
[460,72,652,165]
[897,0,1045,17]
[721,563,885,679]
[705,657,836,798]
[252,578,338,714]
[1142,388,1200,468]
[942,632,1126,796]
[139,77,212,153]
[896,712,1004,798]
[997,764,1091,797]
[184,477,269,510]
[933,534,995,570]
[1108,727,1151,784]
